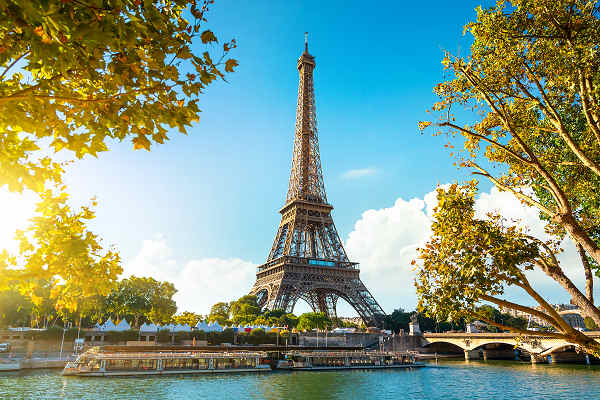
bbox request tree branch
[458,65,572,211]
[524,63,600,177]
[468,161,556,215]
[513,274,577,334]
[479,293,563,328]
[438,121,534,165]
[0,51,30,80]
[577,243,594,305]
[0,83,171,105]
[579,71,600,145]
[474,314,566,339]
[531,253,600,327]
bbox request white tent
[173,324,191,332]
[195,321,210,331]
[101,319,116,331]
[140,323,158,332]
[114,319,131,331]
[332,327,356,334]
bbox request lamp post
[59,321,72,360]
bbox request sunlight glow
[0,188,37,253]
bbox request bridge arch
[421,338,468,351]
[472,341,523,351]
[539,344,577,357]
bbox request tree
[475,305,528,332]
[417,185,600,354]
[103,276,177,326]
[0,290,32,328]
[384,309,411,333]
[229,295,261,325]
[172,311,203,327]
[260,309,298,328]
[0,0,237,313]
[143,279,177,325]
[276,313,299,329]
[297,312,330,331]
[418,0,600,356]
[208,302,230,325]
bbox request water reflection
[2,362,600,400]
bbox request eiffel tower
[250,35,386,328]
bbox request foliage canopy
[0,0,237,312]
[419,0,600,355]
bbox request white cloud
[343,197,431,314]
[341,167,379,180]
[123,185,592,319]
[343,185,593,316]
[123,235,256,315]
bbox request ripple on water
[2,361,600,400]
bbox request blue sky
[7,0,588,316]
[67,0,486,261]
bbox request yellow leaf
[225,59,238,73]
[132,135,151,151]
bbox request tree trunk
[577,243,594,305]
[537,260,600,327]
[558,213,600,267]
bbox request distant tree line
[207,295,359,331]
[0,276,181,329]
[1,280,529,334]
[384,306,529,334]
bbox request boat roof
[285,351,411,358]
[81,348,267,360]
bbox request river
[1,360,600,399]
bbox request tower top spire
[288,33,324,204]
[305,32,308,53]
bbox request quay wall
[19,359,67,369]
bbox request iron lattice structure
[250,37,386,328]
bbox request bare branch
[514,275,576,334]
[0,51,30,80]
[480,294,563,328]
[468,161,556,215]
[577,243,594,304]
[439,121,534,165]
[475,314,566,338]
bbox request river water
[1,360,600,399]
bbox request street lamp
[59,321,72,360]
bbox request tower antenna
[305,32,308,52]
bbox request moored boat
[62,347,271,377]
[281,351,424,370]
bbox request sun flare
[0,189,37,253]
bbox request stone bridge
[421,332,600,363]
